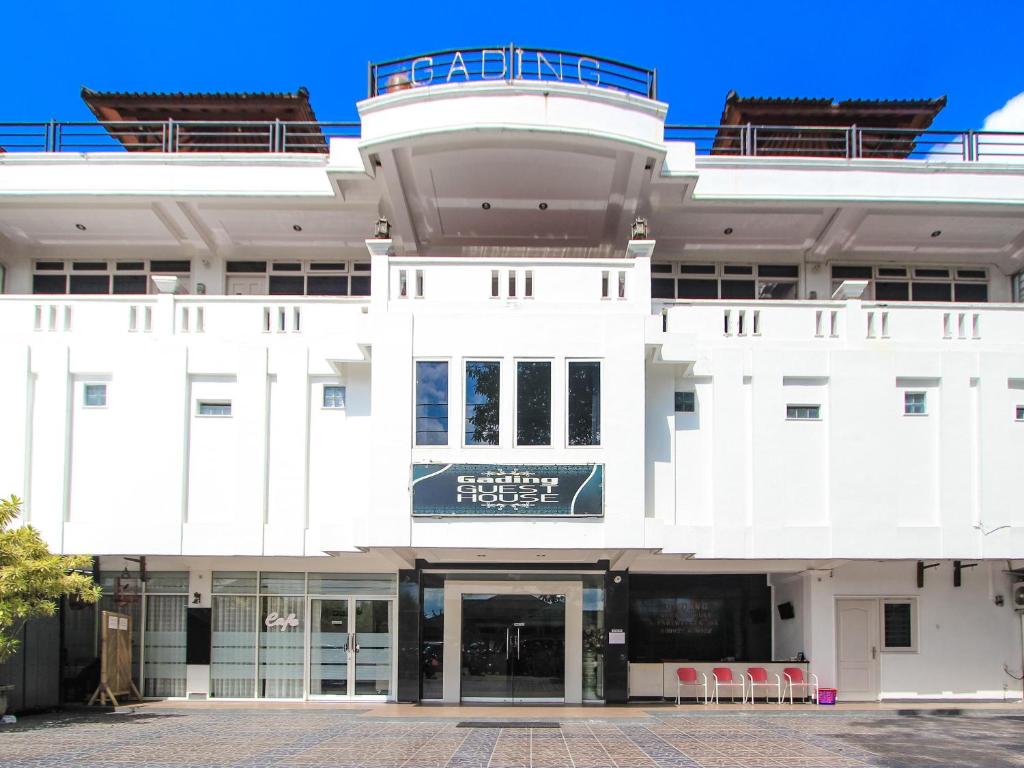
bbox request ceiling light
[723,227,734,235]
[292,224,303,232]
[538,202,548,211]
[931,230,942,238]
[481,202,491,210]
[75,223,87,231]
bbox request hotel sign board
[371,46,656,99]
[411,463,604,517]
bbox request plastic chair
[710,667,745,703]
[675,667,708,705]
[782,667,820,705]
[745,667,782,703]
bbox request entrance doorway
[308,597,392,699]
[836,598,880,701]
[461,594,566,702]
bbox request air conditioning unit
[1013,582,1024,612]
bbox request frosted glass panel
[259,596,304,698]
[212,595,257,698]
[143,595,187,697]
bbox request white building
[1,47,1023,706]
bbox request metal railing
[664,124,1024,161]
[0,120,360,153]
[369,45,657,99]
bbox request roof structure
[80,87,324,153]
[712,91,948,158]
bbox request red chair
[674,666,708,705]
[782,667,820,705]
[745,667,782,703]
[710,667,745,703]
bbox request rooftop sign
[411,463,604,517]
[370,46,656,99]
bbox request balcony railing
[664,124,1024,162]
[1,119,1023,161]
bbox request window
[1016,405,1024,421]
[322,385,346,409]
[516,361,551,446]
[904,392,927,416]
[786,404,820,420]
[415,361,448,446]
[882,599,916,652]
[524,271,534,298]
[464,361,500,446]
[83,383,107,407]
[198,401,232,417]
[652,263,799,301]
[229,260,371,297]
[830,264,987,303]
[32,259,191,295]
[567,361,601,446]
[674,391,695,413]
[490,270,500,298]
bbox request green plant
[0,496,100,663]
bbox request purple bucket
[818,688,837,705]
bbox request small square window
[882,599,916,652]
[904,392,927,415]
[197,401,232,417]
[1016,405,1024,421]
[323,385,346,409]
[83,384,107,407]
[786,404,820,420]
[674,391,695,413]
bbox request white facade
[1,72,1023,704]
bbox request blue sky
[2,1,1023,129]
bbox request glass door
[308,597,392,699]
[461,594,566,702]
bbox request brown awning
[80,87,324,152]
[713,91,947,158]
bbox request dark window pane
[677,279,718,299]
[832,265,872,279]
[350,276,371,296]
[150,260,192,273]
[758,281,797,300]
[679,264,716,275]
[675,391,695,413]
[720,280,755,299]
[912,282,952,302]
[113,275,148,294]
[352,262,372,272]
[35,261,64,271]
[69,275,110,294]
[415,362,448,446]
[116,261,146,271]
[877,267,907,277]
[568,361,600,446]
[758,264,799,278]
[72,261,107,271]
[421,575,445,699]
[268,276,304,295]
[723,265,753,275]
[954,283,988,302]
[651,263,673,274]
[308,262,346,271]
[651,278,675,299]
[307,276,348,296]
[883,603,912,648]
[465,361,500,446]
[915,268,949,278]
[225,261,266,273]
[957,269,986,279]
[516,361,551,446]
[33,274,67,294]
[271,262,302,272]
[875,281,910,301]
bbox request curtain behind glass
[259,596,304,698]
[212,596,257,698]
[143,595,187,697]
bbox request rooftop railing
[2,119,1024,161]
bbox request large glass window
[421,574,445,701]
[211,595,258,698]
[143,594,187,697]
[831,264,987,302]
[464,361,500,446]
[415,361,448,446]
[258,595,305,698]
[582,576,605,702]
[567,361,601,446]
[516,361,551,446]
[882,599,915,652]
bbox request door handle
[871,646,877,660]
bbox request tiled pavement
[2,707,1024,768]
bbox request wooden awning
[80,87,324,152]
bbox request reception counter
[628,661,811,699]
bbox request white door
[837,599,880,701]
[226,277,265,295]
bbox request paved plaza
[2,705,1023,768]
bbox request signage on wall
[411,464,604,517]
[264,612,300,631]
